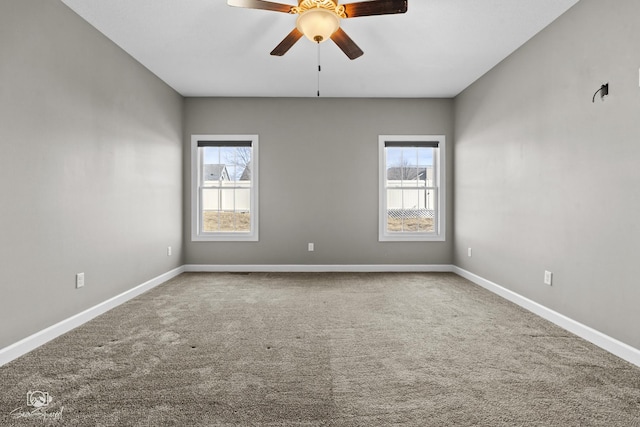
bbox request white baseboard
[0,266,185,367]
[453,266,640,368]
[3,264,638,369]
[184,264,455,273]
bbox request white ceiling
[60,0,579,98]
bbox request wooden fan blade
[343,0,407,18]
[330,27,364,60]
[227,0,294,14]
[271,28,304,56]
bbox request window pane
[386,147,433,187]
[386,188,435,232]
[203,211,251,232]
[385,145,436,233]
[386,212,434,233]
[234,187,251,213]
[202,146,252,182]
[200,145,252,234]
[202,187,221,211]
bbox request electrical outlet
[308,243,314,252]
[544,271,553,286]
[76,272,85,289]
[167,246,172,256]
[468,248,472,257]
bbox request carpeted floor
[1,272,639,426]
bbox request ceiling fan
[227,0,408,60]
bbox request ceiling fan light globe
[296,9,340,43]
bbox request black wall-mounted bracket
[592,83,609,102]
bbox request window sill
[192,233,258,242]
[379,233,445,242]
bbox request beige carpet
[1,272,639,426]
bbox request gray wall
[454,0,640,348]
[184,98,454,266]
[0,1,184,348]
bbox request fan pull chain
[317,41,321,97]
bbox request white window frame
[191,134,259,242]
[378,135,445,242]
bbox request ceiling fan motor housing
[293,0,344,15]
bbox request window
[191,135,258,241]
[379,135,445,241]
